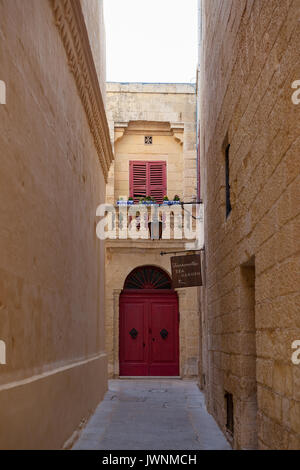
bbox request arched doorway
[119,266,179,377]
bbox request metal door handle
[160,329,168,339]
[129,328,138,339]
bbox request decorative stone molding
[114,123,129,144]
[49,0,113,181]
[170,123,184,146]
[112,120,184,146]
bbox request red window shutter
[130,161,167,204]
[130,161,147,203]
[148,162,167,204]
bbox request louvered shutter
[148,162,166,204]
[130,162,147,203]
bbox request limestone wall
[0,0,111,449]
[105,83,199,379]
[113,122,184,203]
[106,83,197,203]
[199,0,300,450]
[81,0,106,103]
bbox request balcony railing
[99,203,203,242]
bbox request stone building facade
[0,0,112,449]
[198,0,300,449]
[105,83,200,379]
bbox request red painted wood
[119,290,179,376]
[119,297,148,376]
[130,161,147,202]
[130,161,167,204]
[149,299,179,376]
[148,161,167,204]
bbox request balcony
[100,203,203,244]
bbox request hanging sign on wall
[171,254,202,288]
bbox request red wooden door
[119,291,179,377]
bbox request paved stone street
[73,380,231,450]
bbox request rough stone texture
[105,84,199,379]
[198,0,300,450]
[73,379,231,450]
[0,0,109,449]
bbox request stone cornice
[107,82,196,95]
[49,0,113,181]
[112,121,184,145]
[105,240,188,251]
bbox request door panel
[149,300,179,376]
[119,292,179,377]
[119,300,148,376]
[150,303,177,363]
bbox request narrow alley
[73,380,230,451]
[0,0,299,454]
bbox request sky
[103,0,198,84]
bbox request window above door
[129,161,167,204]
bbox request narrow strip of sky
[104,0,198,84]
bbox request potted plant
[163,196,169,205]
[173,195,181,205]
[127,197,134,206]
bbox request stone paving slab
[73,379,231,450]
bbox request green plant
[173,195,180,201]
[128,197,133,201]
[163,195,169,201]
[146,196,157,204]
